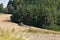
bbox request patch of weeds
[11,28,15,33]
[27,29,39,34]
[27,28,51,34]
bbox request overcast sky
[0,0,9,7]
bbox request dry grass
[0,14,60,40]
[27,27,60,34]
[0,14,60,34]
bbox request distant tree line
[1,0,60,31]
[0,3,8,13]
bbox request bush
[10,0,52,27]
[10,0,60,30]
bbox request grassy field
[0,14,60,40]
[0,27,60,40]
[0,28,23,40]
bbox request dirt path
[0,14,60,40]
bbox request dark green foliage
[0,3,8,13]
[7,0,14,14]
[3,8,8,13]
[7,0,60,30]
[0,3,3,13]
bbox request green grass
[46,25,60,31]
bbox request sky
[0,0,9,7]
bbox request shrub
[9,0,60,30]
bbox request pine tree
[7,0,14,14]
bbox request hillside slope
[0,14,60,34]
[0,14,60,40]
